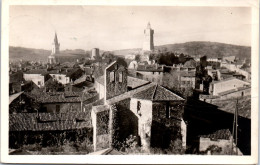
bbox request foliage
[109,104,120,149]
[45,79,64,92]
[205,145,222,155]
[102,52,117,63]
[135,54,141,62]
[117,135,185,155]
[10,129,93,155]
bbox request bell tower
[142,22,154,51]
[51,32,60,55]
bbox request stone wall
[91,105,110,151]
[151,101,185,149]
[115,98,139,142]
[105,62,128,100]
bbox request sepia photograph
[1,0,259,164]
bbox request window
[110,72,115,82]
[166,103,170,118]
[137,101,141,115]
[56,105,60,113]
[59,76,62,80]
[53,75,55,78]
[119,72,123,82]
[38,81,41,85]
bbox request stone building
[91,60,186,152]
[51,32,60,55]
[91,48,100,60]
[209,77,250,96]
[48,32,60,64]
[23,69,50,88]
[142,22,154,51]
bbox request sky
[9,6,251,51]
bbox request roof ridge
[151,84,158,100]
[159,85,184,100]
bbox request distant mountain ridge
[9,41,251,62]
[9,46,88,62]
[112,41,251,59]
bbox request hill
[9,41,251,62]
[9,47,51,62]
[9,46,88,62]
[112,41,251,59]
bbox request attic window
[110,72,115,82]
[119,72,123,82]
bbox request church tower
[51,32,60,55]
[48,32,60,64]
[142,22,154,51]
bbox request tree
[178,53,186,64]
[45,79,64,92]
[102,52,117,63]
[135,54,141,62]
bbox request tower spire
[54,31,58,44]
[147,22,151,29]
[51,31,60,55]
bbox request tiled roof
[133,84,184,101]
[72,75,88,85]
[9,91,24,104]
[218,86,250,96]
[137,64,164,72]
[127,76,149,89]
[106,83,183,104]
[25,92,97,103]
[25,69,48,75]
[106,83,154,105]
[199,129,232,140]
[211,96,251,119]
[9,112,92,131]
[211,77,249,85]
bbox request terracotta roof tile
[9,112,92,131]
[133,84,184,101]
[200,129,232,140]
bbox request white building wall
[50,74,70,84]
[181,119,187,149]
[23,74,45,87]
[94,82,105,99]
[221,63,250,80]
[210,79,249,96]
[130,98,153,150]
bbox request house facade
[209,77,250,96]
[91,60,186,152]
